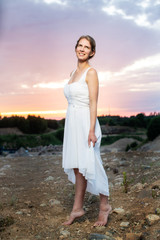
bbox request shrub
[55,128,64,142]
[27,115,47,134]
[125,144,130,152]
[58,118,65,128]
[47,119,59,130]
[41,133,61,145]
[125,141,138,152]
[130,141,138,148]
[147,116,160,141]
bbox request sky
[0,0,160,119]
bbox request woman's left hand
[88,130,97,147]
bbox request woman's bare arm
[86,68,99,147]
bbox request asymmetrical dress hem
[62,67,109,196]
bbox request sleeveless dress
[62,67,109,196]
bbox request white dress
[62,67,109,196]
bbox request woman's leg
[94,194,112,227]
[63,169,87,225]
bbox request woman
[63,35,111,226]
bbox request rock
[120,222,130,228]
[105,231,114,237]
[49,199,60,206]
[113,168,119,174]
[113,208,125,215]
[14,147,30,157]
[131,183,144,191]
[60,229,70,237]
[44,176,54,181]
[95,226,106,231]
[155,208,160,215]
[126,233,142,240]
[15,211,23,215]
[151,179,160,189]
[114,177,124,186]
[24,201,34,208]
[138,135,160,152]
[40,203,47,207]
[38,144,62,155]
[89,233,114,240]
[20,209,30,214]
[104,164,110,170]
[146,214,160,226]
[119,159,129,167]
[142,165,151,169]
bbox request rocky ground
[0,146,160,240]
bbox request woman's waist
[67,100,89,108]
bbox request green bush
[147,116,160,141]
[0,115,48,134]
[27,115,47,134]
[55,128,64,142]
[0,132,62,149]
[41,133,61,145]
[125,144,130,152]
[125,141,138,152]
[47,119,59,130]
[58,118,65,128]
[130,141,138,148]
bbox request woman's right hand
[88,130,97,147]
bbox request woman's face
[75,38,94,61]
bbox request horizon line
[0,110,159,120]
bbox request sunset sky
[0,0,160,119]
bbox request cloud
[33,80,68,89]
[102,0,160,29]
[115,53,160,75]
[98,53,160,93]
[39,0,67,5]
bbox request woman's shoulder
[87,67,98,77]
[86,67,98,84]
[87,67,97,75]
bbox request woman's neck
[77,61,90,72]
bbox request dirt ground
[0,151,160,240]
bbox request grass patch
[10,195,18,207]
[0,130,63,149]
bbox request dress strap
[70,69,76,77]
[81,67,93,83]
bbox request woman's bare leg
[93,194,112,227]
[63,169,87,225]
